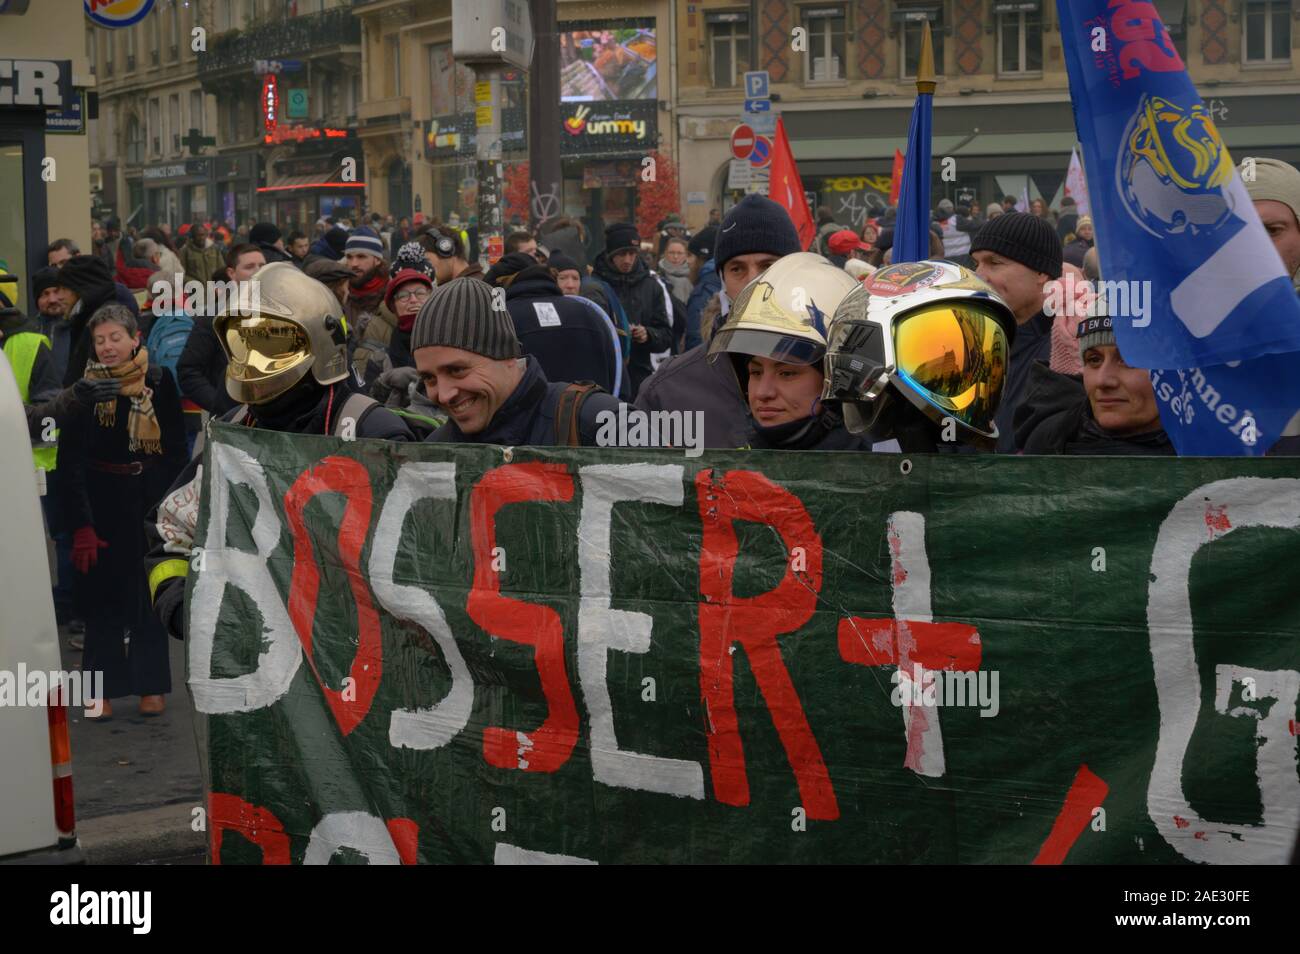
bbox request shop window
[1245,0,1291,64]
[707,12,751,88]
[898,6,944,79]
[997,4,1042,75]
[802,6,848,83]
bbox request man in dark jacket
[487,252,621,397]
[590,222,673,397]
[32,266,74,383]
[970,212,1063,453]
[249,222,294,265]
[413,277,621,446]
[634,195,801,449]
[303,225,349,268]
[144,264,412,640]
[51,255,140,388]
[684,225,719,351]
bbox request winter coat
[685,259,720,351]
[815,221,841,256]
[62,278,122,388]
[155,246,185,286]
[745,410,870,451]
[1063,237,1095,268]
[590,252,673,397]
[426,355,621,448]
[657,257,693,304]
[144,378,412,637]
[1013,361,1175,455]
[37,309,74,384]
[176,314,238,416]
[178,240,223,286]
[344,279,394,341]
[1,307,60,404]
[352,306,414,391]
[255,242,295,266]
[994,310,1054,453]
[504,266,622,397]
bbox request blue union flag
[1058,0,1300,454]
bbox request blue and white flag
[1058,0,1300,455]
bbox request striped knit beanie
[410,276,521,359]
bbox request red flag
[768,116,816,250]
[889,149,905,205]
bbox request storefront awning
[791,130,1078,161]
[258,172,367,193]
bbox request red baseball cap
[827,229,872,255]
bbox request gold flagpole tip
[916,20,937,95]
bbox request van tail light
[47,684,76,837]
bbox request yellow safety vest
[3,331,59,472]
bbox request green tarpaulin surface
[187,424,1300,864]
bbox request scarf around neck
[85,346,162,454]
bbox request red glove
[72,525,108,574]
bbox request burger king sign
[84,0,155,29]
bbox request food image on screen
[560,23,657,102]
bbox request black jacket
[994,310,1052,453]
[255,242,295,266]
[144,378,412,638]
[591,252,673,397]
[177,314,237,415]
[427,355,620,447]
[1014,361,1174,455]
[746,410,869,451]
[505,266,621,396]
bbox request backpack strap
[333,391,380,437]
[553,382,602,447]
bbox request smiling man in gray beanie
[413,277,621,446]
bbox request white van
[0,355,82,864]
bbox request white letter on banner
[189,442,302,714]
[494,843,598,865]
[303,812,401,865]
[576,463,704,798]
[887,511,947,778]
[369,462,474,750]
[1147,477,1300,863]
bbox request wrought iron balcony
[197,9,361,78]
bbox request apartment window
[388,36,402,97]
[227,98,240,141]
[243,0,258,27]
[996,3,1042,74]
[349,73,361,118]
[324,72,337,118]
[217,0,231,32]
[898,6,945,78]
[170,95,182,154]
[707,12,751,88]
[802,6,847,82]
[190,90,205,136]
[127,115,144,165]
[1153,0,1188,62]
[1245,0,1291,64]
[149,98,161,156]
[86,28,96,75]
[168,1,179,59]
[126,24,137,71]
[149,9,160,64]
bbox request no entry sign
[730,124,755,161]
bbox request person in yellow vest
[0,277,61,472]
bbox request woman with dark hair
[58,303,188,719]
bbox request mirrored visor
[892,302,1009,432]
[709,328,825,366]
[221,316,311,378]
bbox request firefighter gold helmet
[214,261,351,405]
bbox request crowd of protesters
[4,154,1300,716]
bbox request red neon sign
[262,74,279,132]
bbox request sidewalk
[60,626,207,863]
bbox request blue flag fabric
[892,89,932,265]
[1057,0,1300,455]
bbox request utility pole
[749,0,760,74]
[474,67,506,265]
[527,0,561,232]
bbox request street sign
[749,111,776,135]
[744,71,770,99]
[287,88,308,119]
[749,135,772,168]
[744,98,771,114]
[730,123,755,161]
[181,127,216,155]
[727,158,752,190]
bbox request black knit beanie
[548,252,580,274]
[54,254,114,299]
[687,225,718,260]
[250,222,282,246]
[485,251,539,287]
[32,266,61,299]
[971,212,1063,278]
[604,222,640,254]
[714,195,801,271]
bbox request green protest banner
[186,423,1300,864]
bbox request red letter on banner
[695,469,839,820]
[284,456,383,736]
[209,793,291,865]
[469,462,579,773]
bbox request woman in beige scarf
[57,304,188,720]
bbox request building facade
[674,0,1300,231]
[1,0,93,302]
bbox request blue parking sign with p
[744,71,770,99]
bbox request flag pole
[916,20,936,96]
[893,20,936,263]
